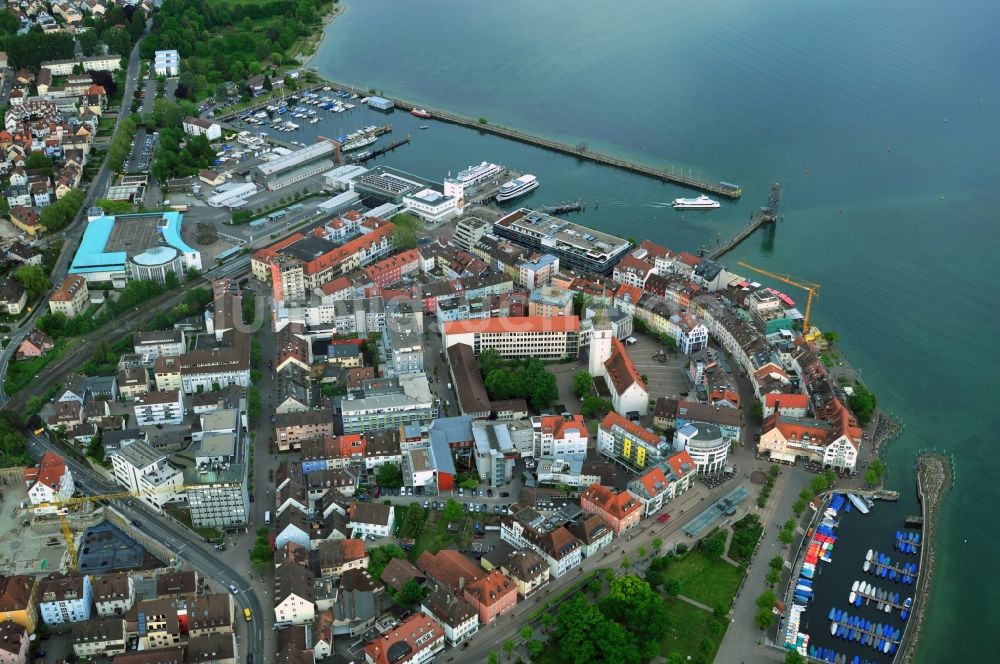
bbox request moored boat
[496,174,539,202]
[410,108,432,119]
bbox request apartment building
[92,574,134,618]
[133,390,184,427]
[462,569,517,625]
[526,285,574,317]
[531,414,588,457]
[72,618,126,659]
[347,503,395,539]
[442,316,581,360]
[48,274,89,318]
[133,329,186,359]
[274,563,315,627]
[110,442,183,511]
[597,411,668,471]
[153,356,182,391]
[37,573,92,625]
[420,587,479,646]
[579,484,643,535]
[275,410,335,452]
[363,612,445,664]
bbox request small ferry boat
[496,174,539,202]
[672,194,721,209]
[410,108,432,119]
[419,125,429,130]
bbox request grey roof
[113,441,165,468]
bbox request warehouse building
[251,141,338,191]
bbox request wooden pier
[315,80,742,199]
[356,137,410,162]
[855,585,911,612]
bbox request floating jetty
[355,137,410,162]
[862,550,918,584]
[895,530,922,554]
[849,580,912,615]
[825,609,902,656]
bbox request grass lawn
[5,338,77,396]
[659,551,744,609]
[408,511,472,562]
[659,597,728,663]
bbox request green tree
[375,463,403,488]
[502,639,515,660]
[368,544,406,580]
[393,579,426,606]
[785,650,807,664]
[756,589,776,609]
[398,504,428,539]
[14,265,51,299]
[755,605,776,630]
[778,528,794,545]
[652,537,663,554]
[701,531,726,558]
[478,348,504,377]
[663,578,680,596]
[390,212,421,250]
[848,383,877,425]
[822,330,840,344]
[572,371,593,398]
[441,499,464,523]
[247,386,262,422]
[527,640,544,658]
[580,395,613,418]
[487,653,498,664]
[769,556,785,571]
[519,626,533,642]
[540,612,554,632]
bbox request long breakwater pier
[314,80,742,199]
[706,182,783,260]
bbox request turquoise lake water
[310,1,1000,659]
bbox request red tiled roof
[319,275,353,295]
[615,254,654,278]
[637,465,669,496]
[677,251,702,267]
[443,315,579,335]
[580,483,642,520]
[604,338,646,395]
[416,550,482,594]
[464,568,516,608]
[614,283,643,304]
[30,451,66,490]
[600,411,661,446]
[764,393,809,409]
[536,414,588,440]
[665,450,696,478]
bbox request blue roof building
[70,211,202,283]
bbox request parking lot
[125,128,157,174]
[627,332,692,399]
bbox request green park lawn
[659,597,729,662]
[659,551,744,609]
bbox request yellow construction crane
[36,484,202,571]
[737,262,821,335]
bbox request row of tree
[40,189,86,233]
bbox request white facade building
[153,50,180,76]
[110,442,184,511]
[133,390,184,426]
[38,574,93,625]
[674,423,729,474]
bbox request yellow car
[244,608,252,622]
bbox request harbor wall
[895,454,952,664]
[279,79,742,198]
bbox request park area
[652,548,745,609]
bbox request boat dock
[863,554,917,583]
[355,137,410,163]
[705,182,783,259]
[311,80,742,199]
[854,583,911,612]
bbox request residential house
[0,575,38,633]
[92,573,133,618]
[462,569,517,625]
[274,563,315,627]
[72,618,126,658]
[133,390,184,426]
[317,539,368,578]
[16,329,53,359]
[0,621,29,664]
[497,549,549,598]
[347,502,395,539]
[182,117,222,141]
[0,280,27,316]
[568,514,613,558]
[24,452,74,511]
[116,365,150,401]
[188,593,234,638]
[274,510,311,551]
[133,329,186,359]
[420,586,479,646]
[380,558,425,594]
[531,414,588,457]
[275,410,335,452]
[362,612,445,664]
